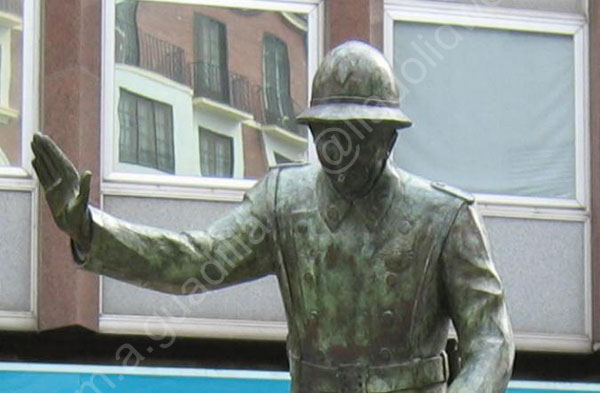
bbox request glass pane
[392,22,576,199]
[113,1,310,179]
[0,0,24,167]
[154,102,174,173]
[118,89,138,164]
[199,127,233,178]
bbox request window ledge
[193,97,254,122]
[281,11,308,32]
[116,64,193,95]
[0,106,19,125]
[260,123,308,147]
[0,11,22,30]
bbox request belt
[290,352,449,393]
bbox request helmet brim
[296,103,413,129]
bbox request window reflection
[0,0,23,167]
[114,1,309,179]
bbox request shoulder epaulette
[271,161,310,170]
[431,181,475,204]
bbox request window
[199,127,234,178]
[392,22,577,201]
[118,89,175,173]
[106,0,315,187]
[0,1,23,169]
[386,4,586,206]
[193,13,229,103]
[263,34,296,131]
[115,1,139,66]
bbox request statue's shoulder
[271,161,311,172]
[398,168,475,205]
[274,161,318,182]
[246,163,313,207]
[430,181,475,204]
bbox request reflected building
[114,1,309,179]
[0,0,23,166]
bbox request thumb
[78,171,92,206]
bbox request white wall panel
[0,191,31,312]
[484,216,586,336]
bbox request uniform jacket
[75,163,514,393]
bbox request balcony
[115,23,305,136]
[190,61,304,136]
[116,21,187,85]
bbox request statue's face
[310,121,397,198]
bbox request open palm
[31,134,92,249]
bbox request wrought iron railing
[115,22,305,136]
[190,60,303,135]
[189,61,230,104]
[116,21,187,84]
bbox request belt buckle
[335,364,367,393]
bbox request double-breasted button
[309,310,319,321]
[303,272,315,285]
[398,219,412,234]
[379,347,392,362]
[327,205,339,222]
[381,310,394,327]
[386,273,398,287]
[296,221,308,234]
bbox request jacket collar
[316,164,399,232]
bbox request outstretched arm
[31,134,277,295]
[442,204,515,393]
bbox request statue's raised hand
[31,134,92,251]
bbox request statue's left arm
[441,203,515,393]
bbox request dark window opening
[193,13,229,104]
[263,34,296,132]
[199,127,234,178]
[118,89,175,173]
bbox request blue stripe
[0,363,598,393]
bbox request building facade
[1,0,600,390]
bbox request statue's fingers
[31,158,53,189]
[38,134,77,177]
[32,139,60,181]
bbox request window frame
[117,88,175,174]
[198,126,235,178]
[0,0,39,179]
[0,0,41,331]
[102,0,323,201]
[384,0,589,212]
[192,12,230,104]
[262,33,295,131]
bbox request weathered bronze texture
[31,40,514,392]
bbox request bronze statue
[31,41,514,392]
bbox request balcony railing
[116,22,187,85]
[189,61,230,104]
[115,24,305,136]
[190,60,304,135]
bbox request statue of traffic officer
[31,41,514,393]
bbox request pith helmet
[296,40,412,128]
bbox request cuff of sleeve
[70,239,88,266]
[69,207,97,266]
